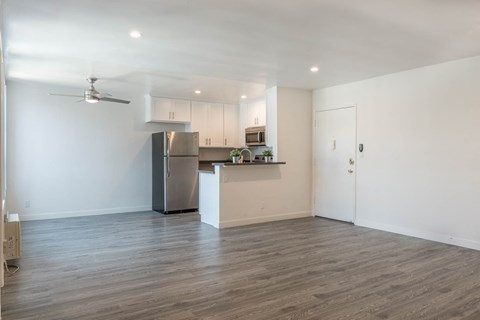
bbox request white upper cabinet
[145,96,191,123]
[191,101,209,146]
[146,95,240,148]
[206,103,224,147]
[242,98,266,128]
[191,101,225,147]
[223,104,239,147]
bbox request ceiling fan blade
[50,93,84,98]
[75,99,85,103]
[100,93,112,97]
[99,97,131,104]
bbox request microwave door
[246,133,258,145]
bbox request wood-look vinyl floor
[2,212,480,320]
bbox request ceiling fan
[50,77,131,104]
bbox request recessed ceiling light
[129,31,142,38]
[194,90,201,94]
[241,95,247,99]
[310,66,319,73]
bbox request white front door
[314,107,356,222]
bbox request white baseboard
[20,206,152,221]
[219,211,312,229]
[355,218,480,251]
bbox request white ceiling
[3,0,480,103]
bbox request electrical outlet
[25,200,30,208]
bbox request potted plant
[262,149,273,162]
[230,149,241,163]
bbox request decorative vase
[265,156,273,163]
[232,156,239,164]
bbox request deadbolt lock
[348,169,354,173]
[349,158,355,165]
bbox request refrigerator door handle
[166,133,171,177]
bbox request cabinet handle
[205,138,208,145]
[166,133,171,177]
[225,138,227,146]
[209,138,211,145]
[172,112,175,120]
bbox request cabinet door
[207,103,224,147]
[152,97,172,121]
[248,99,266,126]
[239,102,248,146]
[255,100,266,126]
[147,97,191,123]
[171,99,191,122]
[223,104,239,147]
[191,101,209,147]
[245,102,256,127]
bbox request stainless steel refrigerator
[152,131,199,214]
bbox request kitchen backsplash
[199,148,231,161]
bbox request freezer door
[166,132,199,156]
[164,156,199,212]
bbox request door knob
[349,158,355,165]
[348,169,354,173]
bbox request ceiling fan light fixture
[50,77,131,105]
[85,96,99,103]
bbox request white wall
[267,86,312,217]
[266,87,277,150]
[313,55,480,250]
[7,80,184,220]
[0,38,4,295]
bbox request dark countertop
[197,169,215,174]
[198,160,227,174]
[198,160,286,174]
[215,161,286,167]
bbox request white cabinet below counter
[145,96,191,123]
[189,101,239,148]
[199,162,297,229]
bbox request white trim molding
[219,211,312,229]
[20,206,152,221]
[355,218,480,251]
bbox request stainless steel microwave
[245,126,266,146]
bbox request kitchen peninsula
[198,161,293,228]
